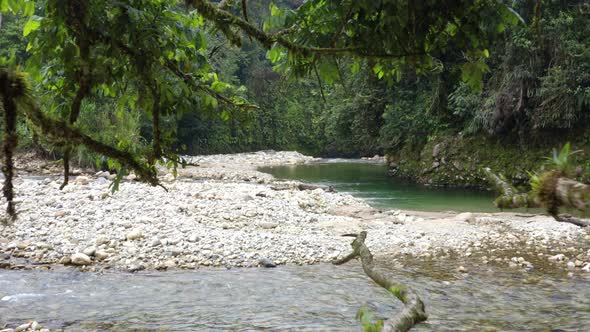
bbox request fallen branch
[270,183,335,192]
[483,168,538,209]
[484,168,590,227]
[333,231,427,332]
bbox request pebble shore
[0,150,589,275]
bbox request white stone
[548,254,567,262]
[83,246,96,256]
[126,229,144,241]
[455,212,475,223]
[71,253,92,265]
[95,250,109,261]
[74,176,90,185]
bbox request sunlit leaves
[461,61,489,92]
[0,0,35,16]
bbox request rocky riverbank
[1,150,590,275]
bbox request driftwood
[483,168,539,209]
[271,183,336,192]
[333,231,427,332]
[484,168,590,227]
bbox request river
[1,161,589,331]
[259,161,503,212]
[1,263,589,331]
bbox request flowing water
[2,161,589,331]
[1,264,589,331]
[260,161,505,212]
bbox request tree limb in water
[483,168,539,209]
[333,231,427,332]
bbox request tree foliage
[0,0,526,221]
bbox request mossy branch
[484,168,590,227]
[187,0,426,59]
[20,98,159,187]
[483,168,539,209]
[0,71,19,223]
[333,231,427,332]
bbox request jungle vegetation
[0,0,588,212]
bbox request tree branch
[333,231,427,332]
[187,0,426,59]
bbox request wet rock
[127,264,145,273]
[71,253,92,266]
[0,328,15,332]
[259,257,276,268]
[566,261,576,269]
[582,263,590,272]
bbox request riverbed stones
[1,150,588,273]
[70,253,92,266]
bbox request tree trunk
[333,231,427,332]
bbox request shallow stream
[1,264,589,331]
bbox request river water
[2,263,589,331]
[259,161,500,212]
[2,161,589,331]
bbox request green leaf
[23,15,42,36]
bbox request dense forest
[1,1,589,187]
